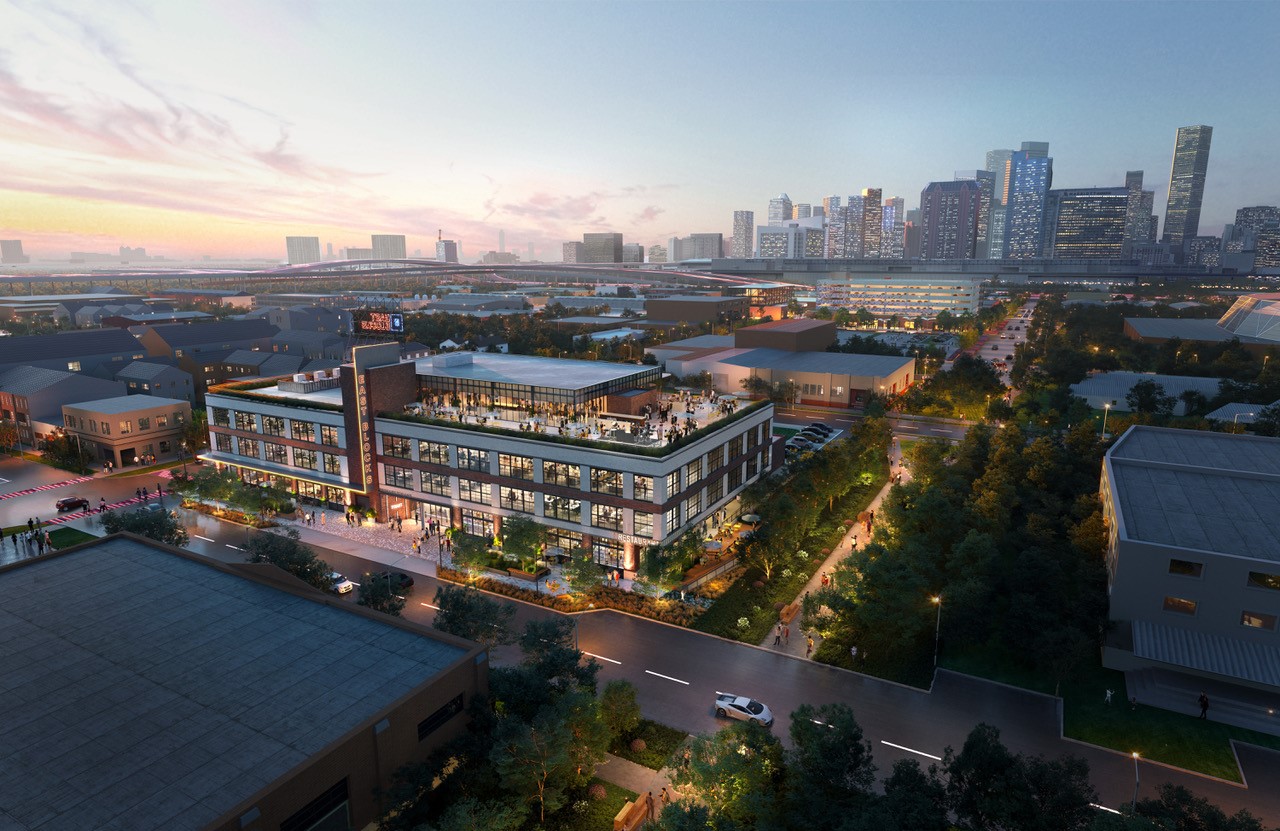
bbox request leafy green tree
[599,679,641,742]
[101,506,189,548]
[561,551,602,596]
[519,618,599,694]
[182,409,209,455]
[416,797,527,831]
[785,703,876,828]
[499,515,547,569]
[1252,403,1280,437]
[42,433,92,472]
[432,585,515,650]
[490,707,575,824]
[1135,783,1270,831]
[357,574,406,616]
[449,531,492,578]
[849,759,950,831]
[671,721,785,828]
[1126,380,1175,416]
[245,528,333,591]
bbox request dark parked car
[55,496,90,512]
[807,423,835,435]
[370,571,415,593]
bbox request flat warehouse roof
[413,353,653,391]
[0,536,467,830]
[720,348,914,376]
[238,384,345,406]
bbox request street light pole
[1131,752,1140,809]
[931,595,942,668]
[1102,403,1111,437]
[1234,411,1254,433]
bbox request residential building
[563,241,584,263]
[62,394,191,467]
[0,328,146,376]
[1044,187,1129,259]
[647,244,668,263]
[845,195,865,258]
[822,195,841,216]
[826,207,849,259]
[668,233,725,261]
[113,360,196,403]
[0,366,126,448]
[0,534,487,831]
[0,239,29,264]
[1162,125,1214,252]
[622,243,645,263]
[285,236,321,265]
[816,275,982,319]
[1003,146,1054,259]
[757,220,825,259]
[203,347,776,571]
[985,148,1014,203]
[1233,206,1279,242]
[860,188,883,258]
[436,239,460,263]
[767,194,793,227]
[731,211,755,258]
[582,232,624,264]
[919,179,989,259]
[344,247,374,260]
[262,305,352,334]
[1186,236,1222,268]
[371,234,407,259]
[1256,230,1280,269]
[1100,427,1280,699]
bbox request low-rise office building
[0,365,126,448]
[816,274,982,320]
[203,348,777,574]
[1101,427,1280,694]
[645,295,749,326]
[0,534,486,831]
[62,394,192,467]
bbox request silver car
[329,572,355,594]
[714,692,774,726]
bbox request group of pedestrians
[1,518,52,558]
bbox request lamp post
[1131,752,1140,809]
[931,595,942,668]
[1101,403,1111,437]
[1234,411,1254,433]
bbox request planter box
[508,567,550,582]
[483,566,510,578]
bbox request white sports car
[714,693,774,726]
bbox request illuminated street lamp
[1234,411,1254,433]
[931,595,942,668]
[1131,752,1141,809]
[1101,403,1111,437]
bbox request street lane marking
[194,535,214,542]
[880,740,942,761]
[645,670,689,685]
[420,602,440,609]
[584,651,621,665]
[1091,804,1121,815]
[895,424,919,430]
[225,544,243,551]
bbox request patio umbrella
[740,513,761,524]
[704,540,723,552]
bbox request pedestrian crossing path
[0,475,94,502]
[45,495,151,525]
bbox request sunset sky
[2,0,1278,262]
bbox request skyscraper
[985,149,1014,204]
[1043,188,1129,259]
[860,188,883,258]
[919,180,988,259]
[793,204,812,220]
[435,239,459,263]
[1232,206,1279,242]
[1003,148,1053,259]
[767,194,793,227]
[622,243,645,263]
[826,207,848,258]
[668,234,725,261]
[285,236,321,265]
[371,234,407,259]
[845,195,865,258]
[953,171,994,257]
[822,195,841,216]
[582,233,623,263]
[0,240,29,264]
[562,242,584,263]
[498,230,506,253]
[1162,125,1213,251]
[882,196,905,259]
[1122,171,1147,259]
[731,211,755,258]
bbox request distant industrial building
[0,365,126,448]
[1069,371,1223,414]
[647,244,668,263]
[645,295,749,325]
[1123,292,1280,355]
[285,236,321,265]
[436,239,460,263]
[622,243,646,263]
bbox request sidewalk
[759,438,910,660]
[593,753,684,819]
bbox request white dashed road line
[880,740,942,761]
[225,544,243,551]
[419,602,440,610]
[583,652,621,665]
[644,670,689,685]
[194,535,214,542]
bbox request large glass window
[545,495,581,523]
[137,416,151,431]
[322,453,342,475]
[591,468,623,496]
[633,474,654,501]
[706,476,724,506]
[634,512,654,539]
[685,491,703,520]
[421,471,451,496]
[728,435,743,459]
[262,415,285,437]
[419,441,450,465]
[211,407,230,427]
[457,447,489,473]
[320,425,340,447]
[383,435,412,459]
[500,486,536,513]
[592,538,624,568]
[591,503,624,532]
[664,506,679,537]
[1247,571,1280,591]
[461,509,493,537]
[546,528,582,553]
[264,442,288,465]
[458,479,491,504]
[234,412,257,432]
[1162,596,1198,616]
[728,466,742,492]
[294,448,317,470]
[214,433,232,453]
[685,458,702,485]
[1168,559,1203,578]
[666,470,681,498]
[1242,611,1277,630]
[291,420,315,442]
[384,465,414,489]
[238,438,260,459]
[499,454,535,480]
[544,461,580,488]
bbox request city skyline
[2,1,1279,261]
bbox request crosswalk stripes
[0,475,95,502]
[45,496,152,525]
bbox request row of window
[63,412,181,436]
[214,434,343,475]
[210,408,340,446]
[1169,559,1280,592]
[1162,596,1277,631]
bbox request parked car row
[785,422,837,455]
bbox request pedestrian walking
[774,624,782,645]
[783,625,790,645]
[660,786,673,806]
[645,792,655,821]
[806,636,814,657]
[26,518,34,532]
[1198,692,1209,719]
[1104,689,1114,705]
[142,485,148,500]
[319,511,325,526]
[135,488,141,500]
[99,497,106,513]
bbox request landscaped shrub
[629,738,647,753]
[588,783,608,802]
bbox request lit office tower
[435,239,459,263]
[904,209,922,259]
[622,243,645,263]
[793,203,812,219]
[1232,206,1280,241]
[845,195,865,257]
[953,171,994,257]
[1043,188,1129,259]
[985,149,1014,204]
[1122,171,1146,258]
[582,233,624,263]
[822,195,841,216]
[1162,125,1213,251]
[285,236,321,265]
[826,207,848,258]
[919,179,988,259]
[371,234,407,259]
[860,188,883,258]
[1003,148,1053,259]
[882,197,905,259]
[767,194,793,226]
[731,210,755,258]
